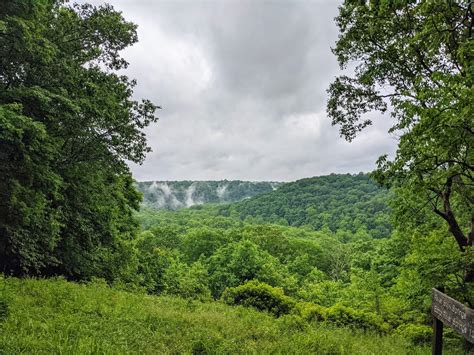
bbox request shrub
[135,233,174,293]
[324,304,386,333]
[395,324,432,345]
[384,309,425,329]
[297,280,344,307]
[207,240,293,298]
[296,302,387,333]
[295,302,326,322]
[222,280,295,317]
[163,261,211,300]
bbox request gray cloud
[84,0,398,181]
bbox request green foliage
[328,0,473,265]
[240,224,326,269]
[0,104,62,274]
[1,1,470,351]
[343,268,385,315]
[134,231,174,293]
[134,201,472,347]
[277,314,309,333]
[220,174,391,238]
[298,280,345,307]
[296,302,326,323]
[206,239,295,298]
[222,280,295,317]
[182,228,229,263]
[297,302,390,335]
[0,297,8,324]
[395,324,432,346]
[324,304,386,333]
[163,260,211,300]
[0,277,435,354]
[147,225,183,250]
[391,230,473,311]
[0,0,157,278]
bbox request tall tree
[328,1,473,280]
[0,1,158,279]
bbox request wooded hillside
[217,174,391,238]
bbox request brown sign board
[431,288,474,343]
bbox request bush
[324,304,386,333]
[395,324,432,345]
[163,261,211,300]
[297,280,344,307]
[383,309,425,329]
[296,302,387,333]
[222,280,295,317]
[206,240,294,298]
[295,302,326,322]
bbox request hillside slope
[0,277,430,354]
[218,174,391,238]
[137,180,282,210]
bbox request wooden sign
[431,288,474,354]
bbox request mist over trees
[137,180,282,210]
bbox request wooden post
[432,287,444,355]
[432,315,443,355]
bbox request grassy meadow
[0,277,440,354]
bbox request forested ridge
[136,180,282,210]
[217,173,391,238]
[0,0,472,353]
[137,175,391,238]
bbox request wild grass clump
[0,297,8,323]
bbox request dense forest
[136,180,282,210]
[0,0,472,353]
[217,174,392,238]
[134,175,470,345]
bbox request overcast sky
[86,0,397,182]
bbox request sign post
[431,288,474,355]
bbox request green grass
[0,277,443,354]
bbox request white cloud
[83,0,398,182]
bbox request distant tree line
[217,174,392,238]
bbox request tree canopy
[328,1,473,279]
[0,1,158,278]
[217,174,391,238]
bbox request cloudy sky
[88,0,397,182]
